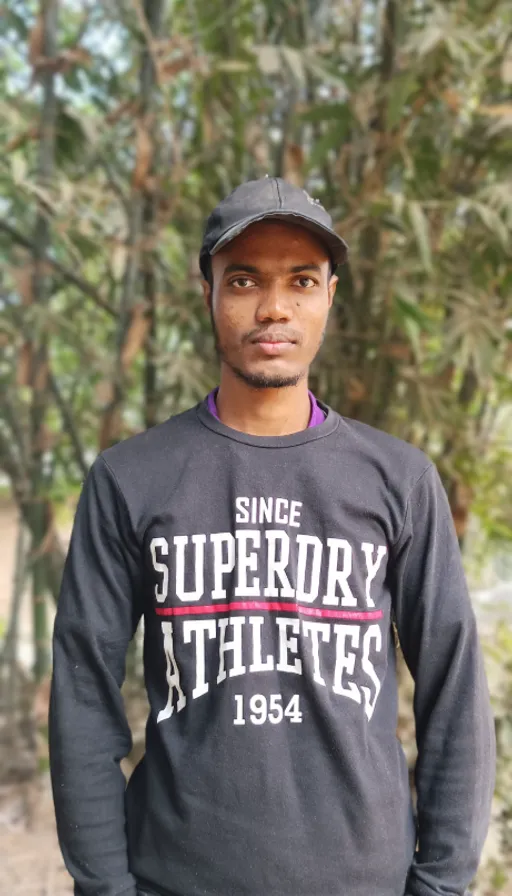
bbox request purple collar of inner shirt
[206,388,325,428]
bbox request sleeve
[389,463,496,896]
[49,455,144,896]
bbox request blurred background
[1,0,512,893]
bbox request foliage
[1,0,511,532]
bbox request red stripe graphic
[155,601,382,621]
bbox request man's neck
[215,375,311,437]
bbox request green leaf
[299,103,351,124]
[280,47,306,86]
[381,212,406,233]
[407,201,433,273]
[304,58,349,92]
[306,111,352,171]
[386,73,419,129]
[403,316,422,359]
[469,201,509,249]
[394,291,436,334]
[216,60,252,73]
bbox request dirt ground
[0,498,72,895]
[0,776,72,896]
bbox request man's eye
[295,277,316,288]
[230,277,255,288]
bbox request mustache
[244,327,302,345]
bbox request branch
[48,371,89,478]
[2,393,29,473]
[0,425,28,494]
[0,220,115,317]
[101,0,166,448]
[351,0,397,381]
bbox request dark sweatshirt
[49,396,496,896]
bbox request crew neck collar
[196,394,339,448]
[207,387,325,429]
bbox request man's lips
[251,338,296,356]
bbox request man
[49,176,495,896]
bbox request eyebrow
[222,262,323,277]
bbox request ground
[0,776,72,896]
[0,498,72,895]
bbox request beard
[210,309,308,389]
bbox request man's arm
[390,463,496,896]
[49,455,144,896]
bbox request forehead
[213,219,331,272]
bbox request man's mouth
[251,334,296,356]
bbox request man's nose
[255,285,293,321]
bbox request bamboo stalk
[28,0,59,682]
[0,520,31,725]
[102,0,166,446]
[142,0,166,431]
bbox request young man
[49,177,496,896]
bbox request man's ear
[202,279,212,310]
[328,275,338,308]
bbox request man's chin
[229,362,304,390]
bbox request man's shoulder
[336,413,433,484]
[99,404,200,479]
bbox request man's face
[202,220,338,389]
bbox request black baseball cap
[199,176,348,279]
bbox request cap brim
[209,211,348,267]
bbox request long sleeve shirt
[49,395,496,896]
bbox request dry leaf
[33,358,50,392]
[254,45,281,76]
[11,265,34,305]
[283,144,304,185]
[450,481,473,538]
[29,14,45,66]
[132,120,154,189]
[111,243,127,281]
[152,36,182,59]
[121,304,150,371]
[95,379,115,406]
[34,423,58,453]
[435,362,455,389]
[158,55,193,81]
[381,342,412,361]
[501,52,512,85]
[441,89,462,113]
[346,377,367,402]
[143,174,159,194]
[478,104,512,117]
[99,405,122,450]
[245,123,269,168]
[59,46,92,67]
[106,99,138,125]
[29,501,57,562]
[17,343,33,386]
[203,109,215,144]
[33,676,52,727]
[5,126,39,154]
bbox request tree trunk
[101,0,166,447]
[28,0,59,681]
[143,195,158,429]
